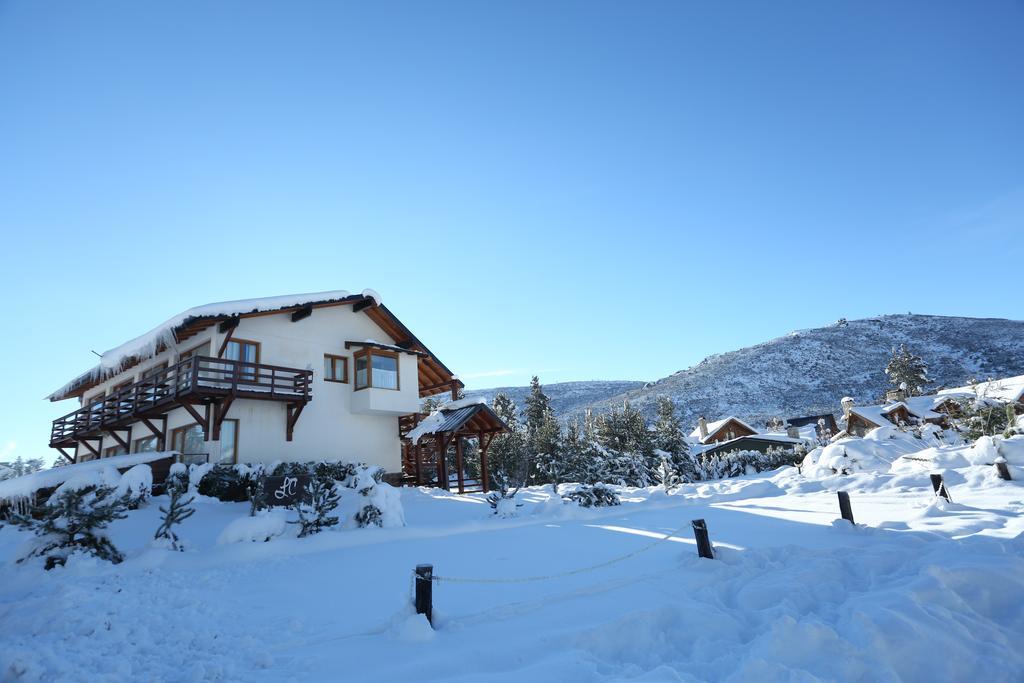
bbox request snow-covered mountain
[473,314,1024,430]
[463,380,647,417]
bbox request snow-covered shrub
[485,470,523,516]
[564,483,620,508]
[165,462,189,494]
[953,398,1013,442]
[115,464,153,510]
[354,504,382,528]
[694,447,798,481]
[351,468,404,528]
[153,484,195,551]
[197,464,265,502]
[10,484,130,568]
[291,479,340,537]
[217,511,287,544]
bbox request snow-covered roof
[48,289,378,400]
[689,416,758,443]
[938,374,1024,404]
[404,397,495,444]
[0,451,173,501]
[848,405,896,429]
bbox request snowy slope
[2,454,1023,681]
[492,314,1024,428]
[461,380,647,416]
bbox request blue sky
[1,1,1022,463]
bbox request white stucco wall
[68,305,424,473]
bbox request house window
[104,444,127,458]
[111,380,132,395]
[353,349,399,390]
[178,341,210,362]
[133,435,160,453]
[218,419,239,465]
[224,339,260,381]
[171,423,207,464]
[224,339,259,364]
[324,354,348,383]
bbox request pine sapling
[291,479,340,537]
[154,485,195,551]
[11,485,130,568]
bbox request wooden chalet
[45,290,505,492]
[690,416,759,445]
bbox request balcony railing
[51,355,313,446]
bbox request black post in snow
[995,460,1012,481]
[691,519,714,560]
[414,564,434,626]
[837,491,855,525]
[930,473,951,502]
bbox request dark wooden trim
[79,439,101,459]
[291,305,313,322]
[352,297,376,313]
[106,428,131,452]
[345,340,427,357]
[56,447,75,463]
[218,316,240,334]
[212,396,234,440]
[178,402,208,433]
[286,403,305,441]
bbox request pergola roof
[404,401,509,443]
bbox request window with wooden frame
[323,354,348,383]
[111,380,132,394]
[217,419,239,465]
[353,349,399,391]
[133,435,159,453]
[178,341,210,362]
[224,339,260,381]
[171,423,206,459]
[141,362,169,381]
[104,444,127,458]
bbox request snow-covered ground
[2,450,1024,682]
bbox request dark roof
[784,414,839,430]
[410,403,510,440]
[700,434,802,457]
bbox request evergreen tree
[653,397,687,456]
[595,402,657,487]
[291,479,340,537]
[12,485,130,567]
[488,393,531,490]
[523,376,564,488]
[885,344,930,396]
[154,484,195,551]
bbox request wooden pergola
[400,403,509,494]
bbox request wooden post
[455,437,465,494]
[479,431,490,494]
[414,564,433,626]
[691,519,714,559]
[995,460,1012,481]
[837,491,855,524]
[930,473,951,502]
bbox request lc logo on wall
[261,475,312,506]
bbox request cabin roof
[689,416,758,443]
[48,289,462,401]
[939,374,1024,404]
[404,398,509,444]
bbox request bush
[290,479,340,537]
[10,484,130,567]
[564,483,621,508]
[694,446,799,481]
[354,504,382,528]
[197,465,255,502]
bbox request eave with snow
[44,290,503,491]
[689,416,759,445]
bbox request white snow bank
[48,290,358,399]
[217,511,289,544]
[115,465,153,502]
[802,427,937,476]
[0,451,172,501]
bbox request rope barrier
[422,519,694,585]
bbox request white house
[46,290,504,487]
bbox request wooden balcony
[51,356,313,453]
